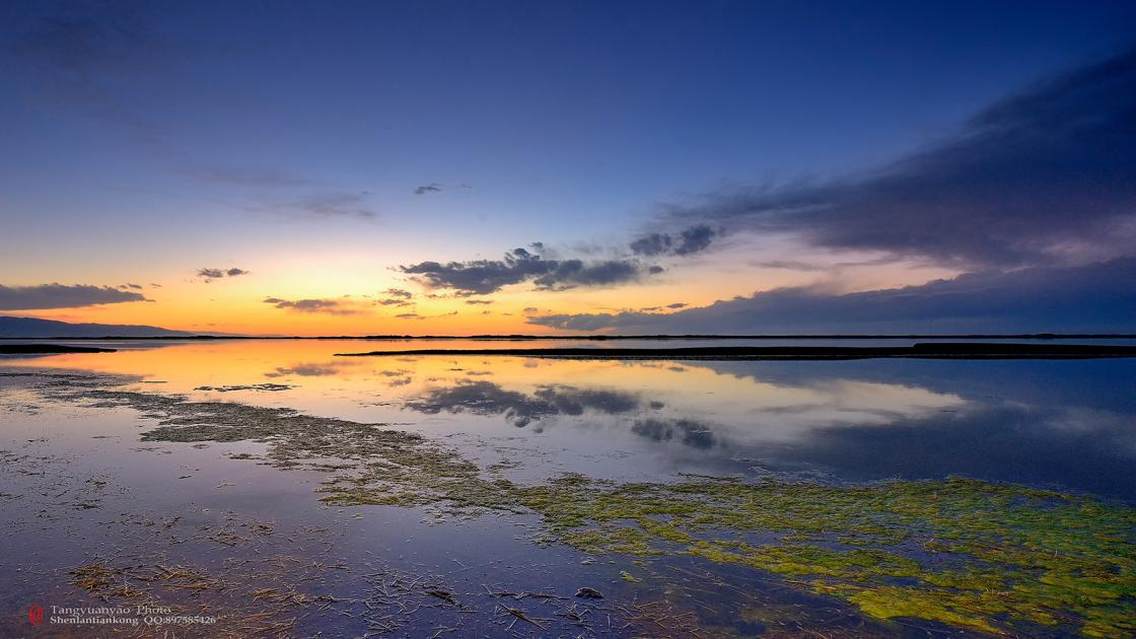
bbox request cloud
[465,299,493,305]
[527,258,1136,333]
[400,245,654,295]
[0,283,147,310]
[373,288,413,306]
[250,192,376,219]
[663,48,1136,268]
[11,3,156,104]
[188,167,312,187]
[293,192,376,219]
[263,297,357,315]
[7,2,193,160]
[396,312,424,320]
[754,260,829,272]
[532,259,644,291]
[414,183,472,195]
[196,267,249,282]
[629,225,717,257]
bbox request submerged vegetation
[31,377,1136,637]
[518,474,1136,637]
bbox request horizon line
[3,332,1136,341]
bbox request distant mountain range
[0,316,192,338]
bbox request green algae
[58,384,1136,638]
[513,475,1136,637]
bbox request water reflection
[6,339,1135,500]
[265,361,357,377]
[406,381,642,427]
[631,418,716,449]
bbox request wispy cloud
[245,192,377,220]
[284,192,376,219]
[0,284,147,310]
[188,166,313,187]
[11,3,353,215]
[263,297,359,315]
[413,182,471,195]
[372,288,414,307]
[10,2,161,135]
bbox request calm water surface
[8,339,1134,497]
[2,339,1134,637]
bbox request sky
[1,0,1134,335]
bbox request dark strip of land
[2,333,1134,341]
[335,343,1136,361]
[0,344,117,354]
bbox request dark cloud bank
[664,48,1136,268]
[0,284,146,310]
[530,258,1136,333]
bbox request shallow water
[1,339,1134,637]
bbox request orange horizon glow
[4,246,960,335]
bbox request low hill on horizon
[0,316,193,338]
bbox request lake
[1,338,1134,637]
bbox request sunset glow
[3,3,1132,336]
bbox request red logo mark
[28,604,44,625]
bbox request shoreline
[2,332,1135,341]
[335,342,1136,360]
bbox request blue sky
[1,1,1134,333]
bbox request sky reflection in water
[8,339,1135,500]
